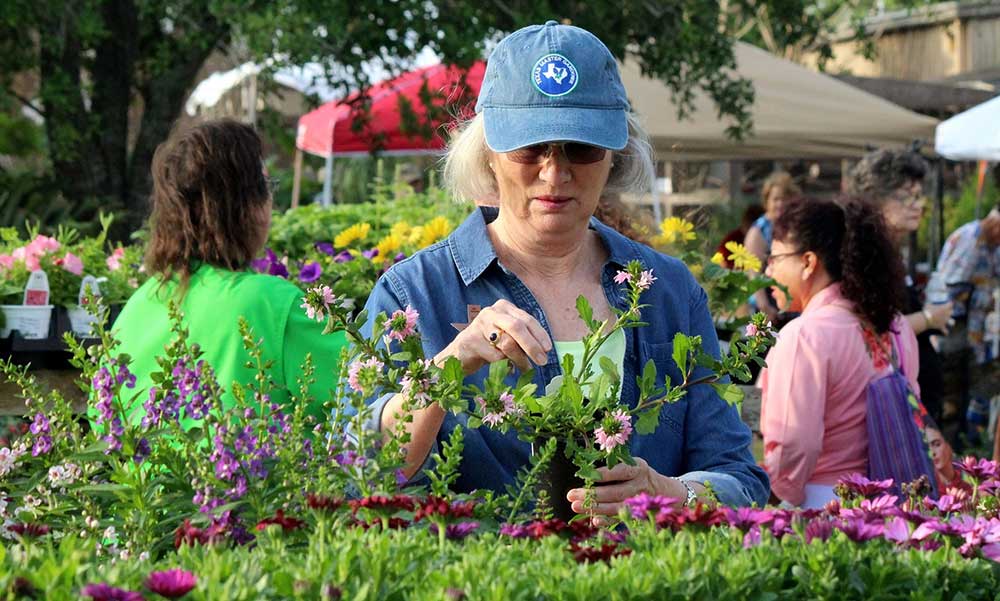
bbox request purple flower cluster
[92,360,136,453]
[429,521,479,540]
[195,401,289,515]
[29,413,51,456]
[141,357,215,429]
[250,249,289,278]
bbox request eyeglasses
[766,251,803,267]
[505,142,608,165]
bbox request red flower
[306,493,344,513]
[256,509,305,533]
[348,494,415,514]
[525,518,567,539]
[413,496,476,522]
[145,569,197,599]
[173,519,226,548]
[568,541,632,564]
[7,522,50,538]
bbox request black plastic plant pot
[531,437,588,523]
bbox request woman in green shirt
[111,119,345,426]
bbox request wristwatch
[669,476,697,507]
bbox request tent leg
[291,148,303,209]
[729,160,743,207]
[322,154,334,207]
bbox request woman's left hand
[566,458,687,516]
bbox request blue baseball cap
[475,20,630,153]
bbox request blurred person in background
[760,197,918,508]
[744,172,800,322]
[847,148,951,425]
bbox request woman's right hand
[433,299,552,375]
[923,301,953,333]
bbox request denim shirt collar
[448,206,643,286]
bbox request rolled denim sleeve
[680,283,770,507]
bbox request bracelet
[921,308,934,330]
[669,476,697,508]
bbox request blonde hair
[441,113,655,202]
[761,171,801,210]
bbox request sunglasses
[505,142,608,165]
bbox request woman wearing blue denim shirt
[356,22,769,513]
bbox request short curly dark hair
[846,148,928,204]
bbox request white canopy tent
[621,42,939,161]
[935,95,1000,161]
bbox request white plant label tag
[23,270,50,306]
[78,275,102,305]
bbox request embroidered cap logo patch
[532,54,578,97]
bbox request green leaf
[576,295,594,328]
[672,332,691,377]
[598,356,619,383]
[635,406,662,435]
[711,382,744,407]
[576,464,602,482]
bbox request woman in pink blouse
[759,197,920,507]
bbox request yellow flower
[689,263,703,278]
[724,241,761,272]
[390,221,412,239]
[407,226,425,246]
[334,223,371,249]
[376,233,404,262]
[419,216,451,248]
[658,217,697,245]
[711,252,725,266]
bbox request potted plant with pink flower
[0,216,147,340]
[455,260,776,520]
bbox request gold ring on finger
[487,328,505,347]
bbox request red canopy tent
[292,61,485,206]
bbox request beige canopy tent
[621,42,938,161]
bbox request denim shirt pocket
[639,341,686,436]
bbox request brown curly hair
[145,119,270,292]
[773,196,906,334]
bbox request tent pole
[322,153,333,207]
[291,147,303,209]
[934,158,945,269]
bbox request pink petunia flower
[145,569,197,599]
[0,254,13,269]
[106,247,126,271]
[60,252,84,276]
[385,306,419,342]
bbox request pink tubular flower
[385,306,419,342]
[106,247,126,271]
[300,285,337,321]
[476,391,519,427]
[636,269,657,291]
[745,323,759,337]
[0,254,13,269]
[145,569,197,599]
[347,356,385,394]
[613,270,632,285]
[594,410,633,452]
[60,252,84,276]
